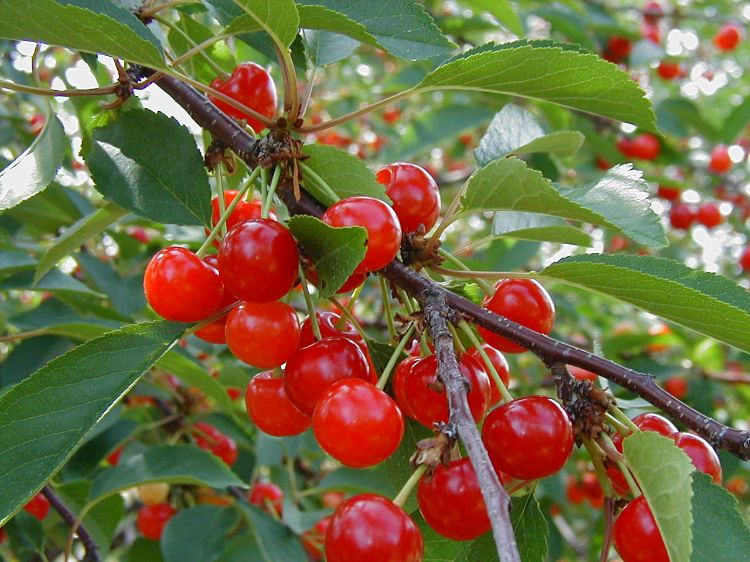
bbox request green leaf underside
[91,445,246,502]
[162,505,239,562]
[303,29,360,66]
[0,269,103,297]
[236,503,308,562]
[85,109,212,227]
[0,114,67,211]
[223,0,300,48]
[297,5,379,47]
[0,0,165,68]
[510,494,548,562]
[463,0,523,36]
[0,252,37,275]
[542,254,750,353]
[419,41,657,132]
[492,212,592,246]
[158,351,235,414]
[623,431,695,562]
[287,216,367,298]
[459,159,665,247]
[0,321,185,525]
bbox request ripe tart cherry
[708,144,732,174]
[248,482,283,516]
[192,422,238,465]
[194,255,238,344]
[313,379,404,468]
[656,185,681,201]
[302,516,331,561]
[24,493,50,520]
[210,190,267,231]
[392,356,420,419]
[402,353,491,428]
[209,62,277,132]
[617,134,661,160]
[613,496,668,562]
[606,36,633,62]
[674,432,722,483]
[740,247,750,272]
[713,23,743,52]
[656,60,681,80]
[284,337,370,416]
[482,395,573,480]
[466,344,510,406]
[697,203,722,228]
[219,219,299,303]
[478,279,555,353]
[137,503,176,540]
[417,458,490,540]
[325,494,423,562]
[225,301,300,368]
[144,246,224,322]
[246,371,311,437]
[376,162,441,233]
[322,196,402,273]
[669,203,696,230]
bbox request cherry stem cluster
[41,486,100,562]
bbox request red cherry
[209,62,277,132]
[613,496,668,562]
[664,376,688,398]
[669,203,696,230]
[137,503,176,540]
[106,445,124,466]
[606,36,633,61]
[641,22,661,43]
[306,268,366,295]
[24,493,50,521]
[226,301,300,368]
[322,197,402,273]
[481,396,573,480]
[219,219,299,303]
[376,162,441,233]
[325,494,423,562]
[714,23,743,52]
[607,464,632,497]
[392,356,420,419]
[643,1,663,24]
[656,185,681,201]
[656,60,681,80]
[313,379,404,468]
[381,107,402,124]
[284,337,370,416]
[740,247,750,272]
[248,482,283,516]
[478,279,555,353]
[144,247,224,322]
[709,145,733,173]
[466,344,509,406]
[402,354,491,428]
[674,432,722,483]
[28,113,45,135]
[246,372,311,436]
[322,491,346,509]
[417,458,490,541]
[226,386,241,401]
[211,190,266,231]
[192,422,237,465]
[595,156,611,170]
[302,516,331,561]
[632,413,678,436]
[194,320,227,344]
[631,134,661,160]
[566,476,587,505]
[568,365,598,381]
[581,472,605,508]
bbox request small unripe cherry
[137,503,176,540]
[138,483,170,506]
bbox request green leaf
[316,467,395,496]
[475,105,583,165]
[383,419,431,514]
[623,431,695,562]
[298,5,378,46]
[690,472,750,562]
[418,41,657,132]
[287,216,367,298]
[85,109,212,226]
[6,512,45,556]
[463,0,523,35]
[510,494,548,562]
[91,445,245,502]
[541,254,750,354]
[0,269,103,297]
[0,321,185,525]
[302,144,390,203]
[722,97,750,144]
[236,502,308,562]
[411,510,472,561]
[458,159,665,248]
[492,212,592,246]
[303,29,359,66]
[0,0,165,68]
[0,251,37,275]
[162,505,238,562]
[0,114,66,211]
[158,351,235,413]
[296,0,456,60]
[34,203,127,284]
[224,0,300,48]
[75,253,146,317]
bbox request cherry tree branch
[41,486,100,562]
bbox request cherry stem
[262,164,282,218]
[581,436,616,498]
[328,296,369,343]
[599,433,641,497]
[380,277,397,344]
[431,263,539,283]
[0,78,116,98]
[609,406,640,433]
[436,249,494,294]
[376,323,416,391]
[392,464,427,508]
[169,33,231,70]
[215,165,227,236]
[457,320,513,403]
[154,15,228,80]
[298,161,339,206]
[42,486,100,562]
[604,412,631,436]
[141,0,200,18]
[299,266,322,341]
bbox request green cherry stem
[299,265,322,341]
[153,15,228,79]
[299,161,340,206]
[262,164,282,218]
[457,320,513,403]
[380,277,397,344]
[329,296,369,342]
[581,437,616,498]
[436,249,495,294]
[599,433,641,498]
[215,165,228,236]
[376,323,417,390]
[393,465,428,508]
[609,407,640,433]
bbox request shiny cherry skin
[568,365,598,381]
[697,203,723,229]
[376,162,441,233]
[302,516,331,561]
[144,246,224,322]
[478,279,555,353]
[219,219,299,303]
[225,301,300,368]
[211,190,265,231]
[248,482,283,516]
[709,144,732,173]
[209,62,277,132]
[674,432,722,483]
[325,494,423,562]
[606,36,632,61]
[402,354,491,428]
[714,23,742,52]
[194,255,239,343]
[466,344,510,406]
[482,395,573,480]
[322,197,402,273]
[417,458,490,541]
[137,503,176,540]
[613,496,669,562]
[657,185,681,201]
[669,203,696,230]
[313,379,404,468]
[740,247,750,272]
[24,493,50,520]
[284,337,370,415]
[245,371,311,437]
[656,60,681,80]
[611,412,678,453]
[192,422,238,465]
[392,356,420,419]
[626,134,661,160]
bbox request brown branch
[152,72,750,462]
[41,486,100,562]
[420,290,520,562]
